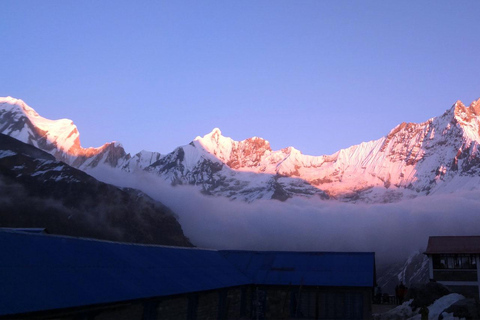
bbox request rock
[440,298,480,320]
[406,281,451,309]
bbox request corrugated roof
[425,236,480,254]
[0,230,376,317]
[0,227,48,234]
[220,250,375,287]
[0,230,250,317]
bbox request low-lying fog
[91,168,480,266]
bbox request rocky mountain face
[377,251,429,295]
[0,132,192,247]
[2,96,480,202]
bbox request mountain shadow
[0,133,192,247]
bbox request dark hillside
[0,134,192,247]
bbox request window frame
[432,254,477,270]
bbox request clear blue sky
[1,1,480,155]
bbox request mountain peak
[469,97,480,112]
[5,95,480,203]
[0,96,21,105]
[438,98,480,138]
[281,146,301,155]
[210,127,222,135]
[452,98,480,124]
[0,97,127,170]
[0,96,24,105]
[205,127,223,143]
[0,96,39,118]
[194,128,224,143]
[452,98,480,113]
[453,100,465,109]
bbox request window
[447,256,455,269]
[433,254,477,269]
[461,256,472,268]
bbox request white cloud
[88,167,480,266]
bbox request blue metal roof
[0,227,48,234]
[220,250,375,287]
[0,230,250,317]
[0,230,375,317]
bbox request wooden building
[425,236,480,300]
[0,229,375,319]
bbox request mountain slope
[146,98,480,202]
[377,251,429,294]
[2,96,480,202]
[0,133,192,246]
[0,97,130,169]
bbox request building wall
[194,291,217,319]
[318,288,372,320]
[251,286,372,320]
[429,254,480,301]
[94,303,145,320]
[254,286,291,319]
[25,287,247,320]
[433,270,478,282]
[156,295,189,320]
[15,285,371,320]
[225,287,250,319]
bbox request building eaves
[425,236,480,254]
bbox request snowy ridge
[0,97,82,154]
[121,150,162,173]
[152,97,480,201]
[376,251,429,295]
[0,97,158,171]
[2,96,480,202]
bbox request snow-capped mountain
[0,97,127,169]
[137,97,480,202]
[145,131,330,201]
[2,96,480,202]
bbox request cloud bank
[89,167,480,266]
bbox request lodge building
[425,236,480,300]
[0,228,376,319]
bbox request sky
[1,1,480,156]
